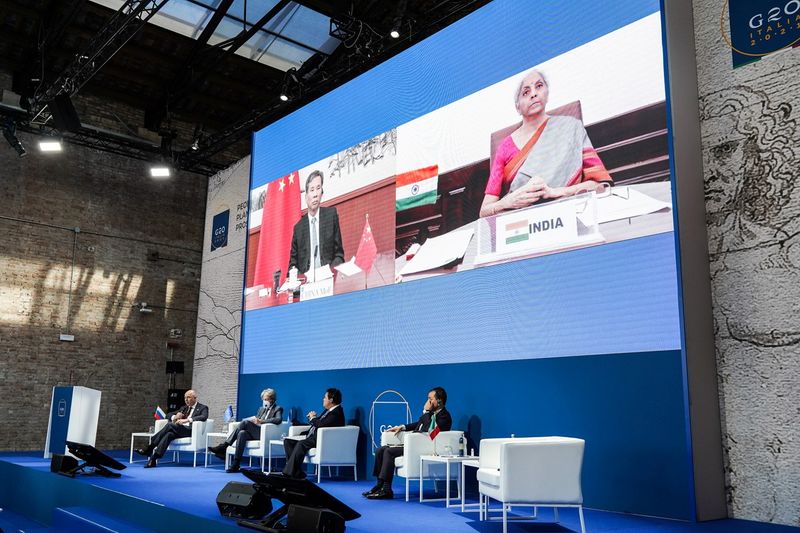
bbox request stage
[0,451,797,533]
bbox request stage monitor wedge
[64,440,126,478]
[237,470,359,532]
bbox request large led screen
[242,0,682,374]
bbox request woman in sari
[479,69,613,218]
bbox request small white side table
[267,439,287,473]
[419,455,475,508]
[129,432,154,464]
[205,432,229,467]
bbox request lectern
[44,386,101,459]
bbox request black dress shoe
[135,446,153,458]
[144,458,157,468]
[210,447,226,461]
[209,443,227,454]
[366,487,394,500]
[226,463,240,473]
[362,482,382,497]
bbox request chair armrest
[381,431,403,447]
[478,438,508,470]
[315,426,359,462]
[190,419,213,447]
[154,419,168,432]
[289,425,311,437]
[262,421,291,442]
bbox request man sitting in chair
[282,388,345,479]
[208,388,284,473]
[364,386,452,500]
[136,389,208,468]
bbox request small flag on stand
[429,425,440,440]
[154,406,166,420]
[354,215,378,274]
[224,405,234,423]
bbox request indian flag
[504,219,529,245]
[396,165,438,211]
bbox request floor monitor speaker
[217,481,273,519]
[287,504,345,533]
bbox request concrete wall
[191,157,250,428]
[693,0,800,525]
[0,129,207,450]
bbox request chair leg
[406,478,410,502]
[502,503,508,533]
[578,506,586,533]
[193,451,197,468]
[353,465,357,481]
[317,465,321,483]
[554,507,559,522]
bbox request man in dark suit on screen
[136,389,209,468]
[288,170,345,275]
[282,388,345,479]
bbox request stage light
[279,93,289,102]
[390,28,400,39]
[190,139,199,151]
[38,139,63,153]
[149,165,171,178]
[2,121,27,157]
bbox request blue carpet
[0,451,797,532]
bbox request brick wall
[0,129,207,451]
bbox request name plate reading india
[496,200,579,255]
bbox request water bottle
[458,434,465,456]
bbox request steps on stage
[53,506,149,532]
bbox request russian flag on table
[396,165,438,211]
[154,406,166,420]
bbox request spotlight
[38,139,63,153]
[149,165,171,178]
[279,93,289,102]
[2,121,27,157]
[390,28,400,39]
[190,139,199,151]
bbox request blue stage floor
[0,451,797,533]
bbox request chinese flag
[354,216,377,273]
[252,172,301,288]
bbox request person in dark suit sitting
[282,388,345,479]
[288,170,345,275]
[364,387,452,500]
[136,389,209,468]
[208,388,284,473]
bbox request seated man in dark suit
[208,388,284,473]
[282,388,345,479]
[364,386,452,500]
[288,170,345,276]
[136,389,209,468]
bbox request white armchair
[154,418,214,467]
[477,436,585,533]
[225,420,291,472]
[287,424,359,482]
[384,430,464,501]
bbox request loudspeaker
[287,505,345,533]
[50,453,79,475]
[49,94,82,132]
[217,482,272,519]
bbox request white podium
[44,386,101,459]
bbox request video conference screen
[242,0,682,374]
